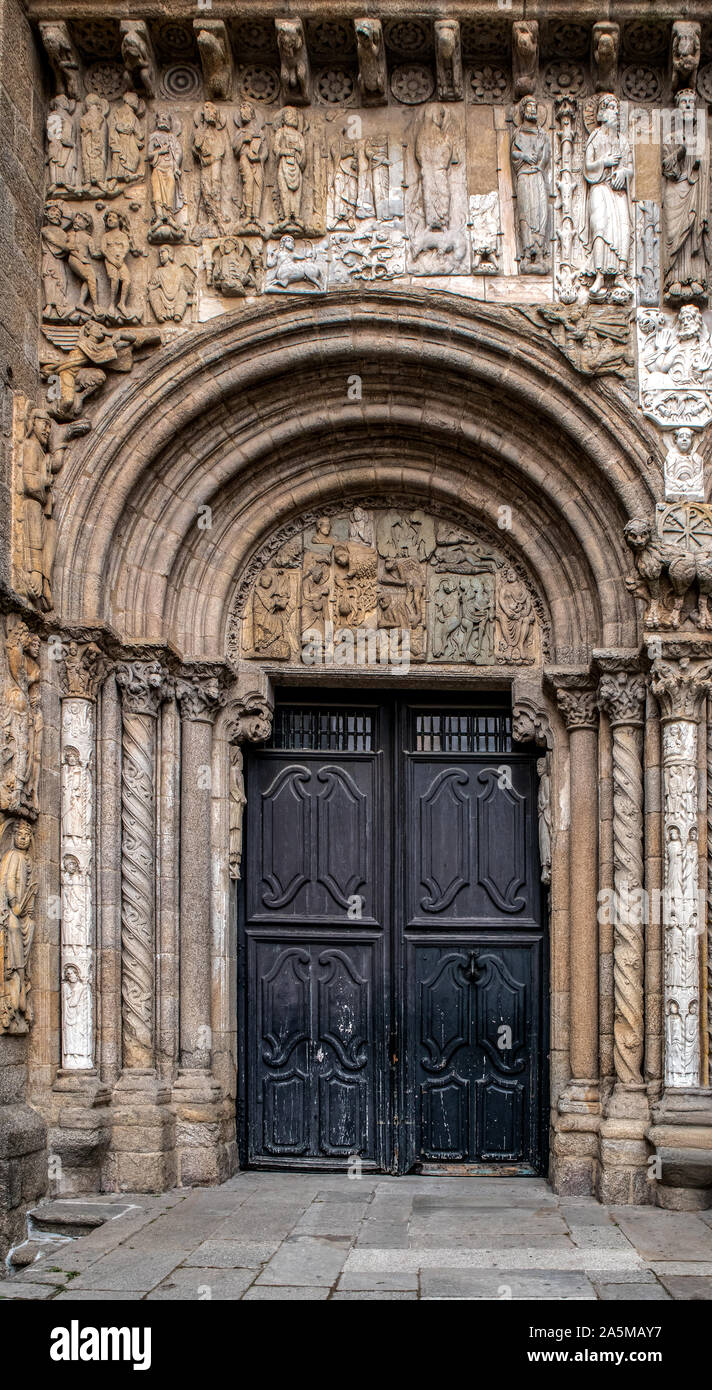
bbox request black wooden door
[239,696,546,1173]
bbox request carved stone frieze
[58,640,107,700]
[115,659,169,717]
[0,617,42,821]
[661,89,709,309]
[624,509,712,632]
[229,504,544,668]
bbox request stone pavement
[2,1174,712,1301]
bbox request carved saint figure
[496,567,535,661]
[210,237,260,298]
[432,577,461,658]
[147,112,184,244]
[536,756,552,885]
[1,622,41,817]
[510,97,551,273]
[274,107,306,229]
[583,94,632,303]
[229,747,247,881]
[148,247,195,323]
[100,210,138,320]
[108,91,144,184]
[662,89,710,304]
[251,570,291,657]
[61,958,92,1067]
[47,95,78,189]
[232,103,267,230]
[41,203,72,320]
[192,103,228,238]
[79,93,108,187]
[0,820,37,1033]
[16,410,66,610]
[66,212,101,314]
[301,559,331,636]
[415,105,458,231]
[642,304,712,387]
[331,140,359,229]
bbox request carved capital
[554,684,599,731]
[597,670,647,728]
[116,660,169,718]
[225,692,273,745]
[650,656,712,723]
[176,673,226,724]
[58,640,107,701]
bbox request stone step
[28,1201,122,1237]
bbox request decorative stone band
[597,666,647,1088]
[650,657,712,1089]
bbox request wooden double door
[238,694,547,1173]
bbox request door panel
[240,697,546,1173]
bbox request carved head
[155,111,171,131]
[674,427,695,454]
[72,211,93,231]
[158,246,174,266]
[203,101,217,124]
[520,95,538,125]
[239,101,255,125]
[280,234,295,254]
[62,853,81,875]
[675,88,697,115]
[624,517,653,552]
[678,304,704,341]
[62,962,82,984]
[596,93,619,126]
[44,202,64,226]
[30,409,52,447]
[13,820,33,851]
[281,106,299,129]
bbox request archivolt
[53,290,659,660]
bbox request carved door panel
[240,697,546,1173]
[400,708,544,1171]
[241,705,388,1168]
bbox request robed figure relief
[583,93,633,303]
[510,97,552,274]
[415,104,458,232]
[0,819,37,1034]
[662,89,710,305]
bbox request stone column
[648,653,712,1210]
[172,673,228,1186]
[597,658,650,1203]
[551,674,600,1193]
[49,642,110,1191]
[110,659,175,1192]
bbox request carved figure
[47,96,78,189]
[276,19,310,105]
[147,112,184,243]
[232,103,267,231]
[42,319,157,422]
[592,22,619,93]
[510,97,551,273]
[15,409,67,609]
[251,570,291,656]
[274,107,306,230]
[1,622,41,816]
[265,235,326,292]
[148,248,195,322]
[229,747,247,880]
[120,20,157,99]
[41,203,72,320]
[672,21,700,94]
[624,515,712,629]
[470,192,499,273]
[512,21,538,99]
[664,427,705,500]
[209,237,260,297]
[355,18,387,105]
[0,820,37,1033]
[39,22,83,100]
[434,20,463,102]
[532,296,633,376]
[194,20,233,101]
[192,103,228,238]
[641,304,712,388]
[108,91,144,185]
[537,756,552,885]
[662,89,710,305]
[100,210,140,320]
[496,567,535,660]
[415,105,458,232]
[301,559,332,636]
[583,94,632,303]
[79,94,108,188]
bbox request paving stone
[0,1280,56,1299]
[256,1235,351,1286]
[242,1285,331,1300]
[182,1239,280,1267]
[594,1283,671,1301]
[611,1209,712,1262]
[293,1202,370,1236]
[66,1248,185,1293]
[657,1275,712,1299]
[51,1290,146,1301]
[331,1291,418,1300]
[420,1269,597,1300]
[338,1271,420,1292]
[355,1222,411,1248]
[146,1267,257,1300]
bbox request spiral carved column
[597,668,647,1091]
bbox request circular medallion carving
[460,19,509,60]
[698,62,712,103]
[232,19,278,58]
[546,22,589,59]
[543,62,587,96]
[315,67,356,105]
[469,66,509,102]
[239,66,280,104]
[161,64,202,100]
[72,18,120,59]
[622,20,668,62]
[152,19,195,60]
[621,65,664,101]
[85,62,126,100]
[391,64,435,105]
[306,19,354,60]
[383,18,432,57]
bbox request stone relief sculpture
[120,20,157,100]
[591,22,619,93]
[638,305,712,429]
[355,18,388,106]
[232,505,543,666]
[229,746,247,881]
[265,235,327,292]
[232,104,267,233]
[79,94,109,189]
[194,19,233,101]
[209,238,261,297]
[624,514,712,629]
[38,21,83,101]
[191,102,229,240]
[0,618,42,820]
[148,248,196,322]
[536,755,552,885]
[663,428,705,501]
[40,319,160,423]
[512,21,538,100]
[582,94,632,304]
[273,107,307,231]
[434,20,463,102]
[408,104,468,274]
[0,819,37,1035]
[99,210,143,321]
[636,201,661,307]
[470,193,500,274]
[107,92,145,187]
[671,20,701,94]
[510,98,551,275]
[12,405,69,611]
[525,296,633,377]
[147,113,185,244]
[661,89,710,307]
[47,96,78,191]
[553,93,587,304]
[276,19,311,106]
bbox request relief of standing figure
[662,88,710,304]
[583,93,632,303]
[510,97,551,274]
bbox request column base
[48,1070,111,1196]
[552,1082,601,1195]
[172,1069,236,1187]
[647,1088,712,1210]
[106,1069,176,1193]
[597,1083,653,1205]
